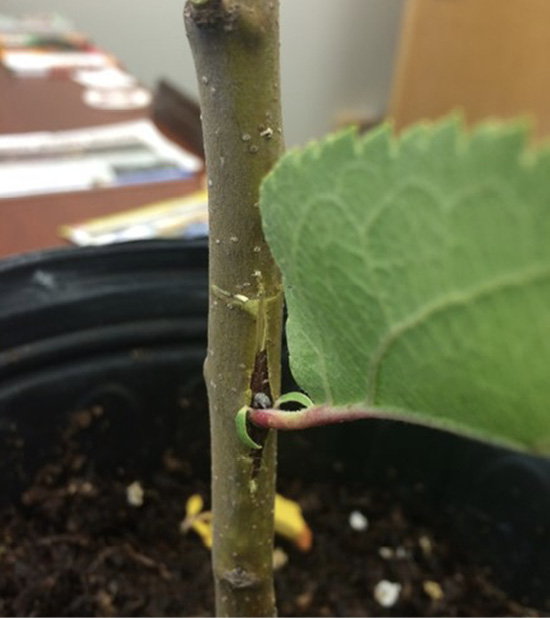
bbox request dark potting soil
[0,405,544,617]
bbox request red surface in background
[0,67,202,258]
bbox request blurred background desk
[0,67,203,258]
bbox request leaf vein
[367,264,550,404]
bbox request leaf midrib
[366,263,550,404]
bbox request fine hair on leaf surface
[259,114,550,455]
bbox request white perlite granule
[348,510,369,531]
[373,580,402,608]
[126,481,145,507]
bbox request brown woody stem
[184,1,284,616]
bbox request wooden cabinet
[390,0,550,139]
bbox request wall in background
[2,0,404,145]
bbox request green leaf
[260,116,550,454]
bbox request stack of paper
[0,120,203,199]
[0,12,114,76]
[60,189,208,246]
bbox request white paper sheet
[0,120,203,199]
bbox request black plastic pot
[0,240,209,496]
[0,239,549,609]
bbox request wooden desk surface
[0,67,202,258]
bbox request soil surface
[0,405,545,617]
